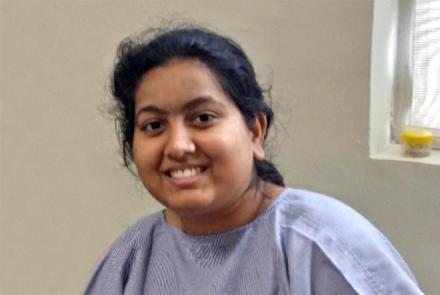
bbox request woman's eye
[143,121,164,134]
[194,113,215,125]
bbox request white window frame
[370,0,440,165]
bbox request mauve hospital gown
[85,188,424,294]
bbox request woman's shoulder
[275,188,405,266]
[84,211,165,294]
[273,188,422,294]
[95,211,165,265]
[276,188,374,232]
[111,211,164,251]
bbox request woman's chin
[159,192,217,217]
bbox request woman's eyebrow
[136,96,224,120]
[136,105,167,120]
[182,96,224,111]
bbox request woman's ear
[249,112,267,161]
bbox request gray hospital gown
[85,188,423,294]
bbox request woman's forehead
[134,59,233,111]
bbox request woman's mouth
[165,166,208,180]
[169,167,202,179]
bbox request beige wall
[1,1,438,294]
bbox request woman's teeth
[170,167,202,179]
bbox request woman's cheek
[133,145,154,173]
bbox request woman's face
[132,58,265,217]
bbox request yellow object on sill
[400,129,433,157]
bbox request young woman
[85,26,423,294]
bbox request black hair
[111,25,284,187]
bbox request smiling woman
[85,25,424,294]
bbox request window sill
[371,144,440,166]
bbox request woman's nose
[164,124,196,160]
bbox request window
[393,0,440,149]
